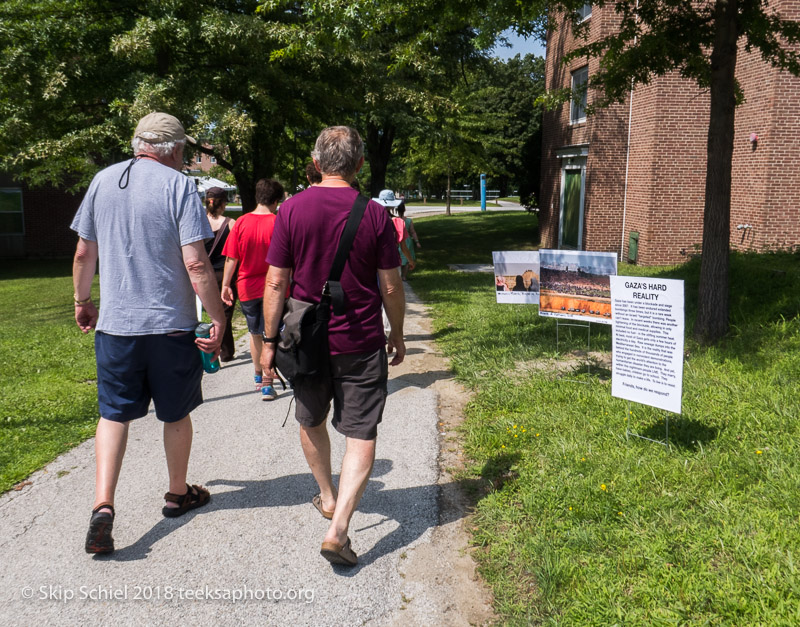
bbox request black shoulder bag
[274,194,369,387]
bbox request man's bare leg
[163,414,193,507]
[250,333,263,375]
[323,436,376,546]
[93,418,130,514]
[251,332,274,392]
[300,423,337,513]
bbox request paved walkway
[0,285,454,626]
[403,199,524,217]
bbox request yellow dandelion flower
[569,507,573,511]
[513,425,517,429]
[618,511,623,516]
[600,484,607,491]
[756,450,762,455]
[514,434,518,438]
[535,433,540,437]
[581,457,586,462]
[501,445,506,449]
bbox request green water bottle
[194,322,220,374]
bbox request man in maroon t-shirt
[262,126,405,567]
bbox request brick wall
[21,186,83,257]
[732,45,800,253]
[0,176,82,258]
[627,75,708,265]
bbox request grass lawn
[410,211,800,624]
[0,260,100,492]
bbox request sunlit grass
[411,212,800,624]
[0,260,99,492]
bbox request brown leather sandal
[162,484,210,518]
[312,494,334,520]
[85,502,115,554]
[320,537,358,566]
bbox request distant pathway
[404,199,524,217]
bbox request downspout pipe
[620,0,639,263]
[620,85,634,262]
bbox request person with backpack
[260,127,406,567]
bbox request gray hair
[131,133,186,158]
[310,126,363,177]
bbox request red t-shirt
[221,212,276,301]
[266,186,400,355]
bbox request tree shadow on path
[103,459,463,569]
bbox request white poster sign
[539,249,617,325]
[492,251,540,304]
[610,276,685,414]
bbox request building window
[570,66,589,124]
[196,154,203,164]
[0,188,24,234]
[576,3,592,22]
[210,156,217,164]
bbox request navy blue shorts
[95,331,203,423]
[240,298,264,335]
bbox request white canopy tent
[188,175,237,202]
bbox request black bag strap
[326,194,369,316]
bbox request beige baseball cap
[133,112,196,145]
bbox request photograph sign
[538,250,617,325]
[492,251,540,304]
[610,276,685,414]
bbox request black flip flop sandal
[85,503,115,554]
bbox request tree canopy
[0,0,545,208]
[1,0,345,208]
[398,54,544,208]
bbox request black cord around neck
[118,156,143,189]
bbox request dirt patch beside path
[383,288,496,626]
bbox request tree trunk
[236,174,256,213]
[229,143,256,213]
[229,126,276,213]
[695,0,739,343]
[366,122,396,197]
[446,165,452,216]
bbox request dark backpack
[274,294,330,384]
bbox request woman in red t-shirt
[221,179,284,401]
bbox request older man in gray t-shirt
[71,112,225,555]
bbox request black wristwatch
[262,333,280,344]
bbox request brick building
[540,3,800,265]
[188,150,219,174]
[0,176,82,258]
